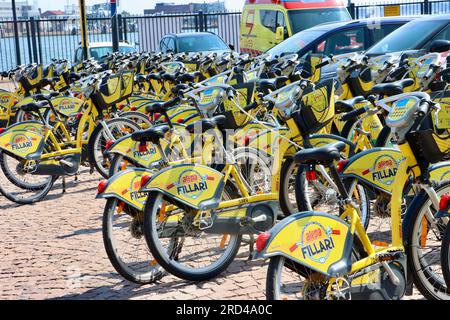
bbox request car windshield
[90,46,136,60]
[177,34,229,52]
[367,20,447,55]
[288,8,351,34]
[267,29,327,56]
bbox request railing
[0,0,449,72]
[349,0,450,18]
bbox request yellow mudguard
[258,212,353,277]
[0,121,46,160]
[340,148,402,194]
[141,164,225,211]
[97,168,156,210]
[429,161,450,182]
[309,134,355,159]
[108,134,166,167]
[51,97,84,117]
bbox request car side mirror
[429,40,450,53]
[276,26,285,41]
[229,44,235,51]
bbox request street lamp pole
[11,0,21,65]
[79,0,89,60]
[111,0,119,52]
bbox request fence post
[36,20,42,64]
[423,0,430,14]
[118,14,123,42]
[29,17,38,63]
[122,17,128,42]
[348,2,356,19]
[198,11,205,32]
[11,0,21,66]
[25,20,32,64]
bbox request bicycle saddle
[131,125,170,144]
[372,78,414,96]
[68,72,82,82]
[20,101,49,112]
[33,92,59,101]
[172,84,191,96]
[185,115,227,134]
[294,142,346,166]
[147,73,162,81]
[146,97,181,114]
[162,73,178,82]
[335,96,365,114]
[257,76,289,92]
[135,74,147,83]
[177,71,201,83]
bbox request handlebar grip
[316,60,330,69]
[244,102,258,112]
[417,101,431,118]
[341,107,368,122]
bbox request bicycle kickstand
[62,177,67,193]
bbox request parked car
[267,17,414,59]
[240,0,351,55]
[365,14,450,57]
[73,42,137,64]
[159,32,234,55]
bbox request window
[177,34,228,53]
[260,10,277,32]
[160,38,168,52]
[74,48,83,63]
[372,23,404,43]
[167,38,176,53]
[432,24,450,41]
[318,28,366,56]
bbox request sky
[30,0,246,14]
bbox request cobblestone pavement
[0,83,425,300]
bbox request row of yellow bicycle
[1,45,450,299]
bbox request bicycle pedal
[376,250,403,262]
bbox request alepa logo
[290,221,339,264]
[128,175,148,205]
[362,154,399,186]
[58,99,77,112]
[167,169,213,200]
[132,142,158,161]
[8,134,33,152]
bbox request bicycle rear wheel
[103,198,166,284]
[0,151,57,204]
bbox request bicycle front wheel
[88,118,142,178]
[405,181,450,300]
[143,189,242,282]
[0,151,57,204]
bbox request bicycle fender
[97,168,156,210]
[141,164,225,211]
[255,212,353,278]
[232,121,279,147]
[0,121,46,160]
[309,134,356,158]
[248,127,289,159]
[108,134,164,168]
[51,96,84,118]
[340,148,402,194]
[428,161,450,183]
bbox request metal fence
[0,0,449,72]
[350,0,450,18]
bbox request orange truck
[240,0,351,55]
